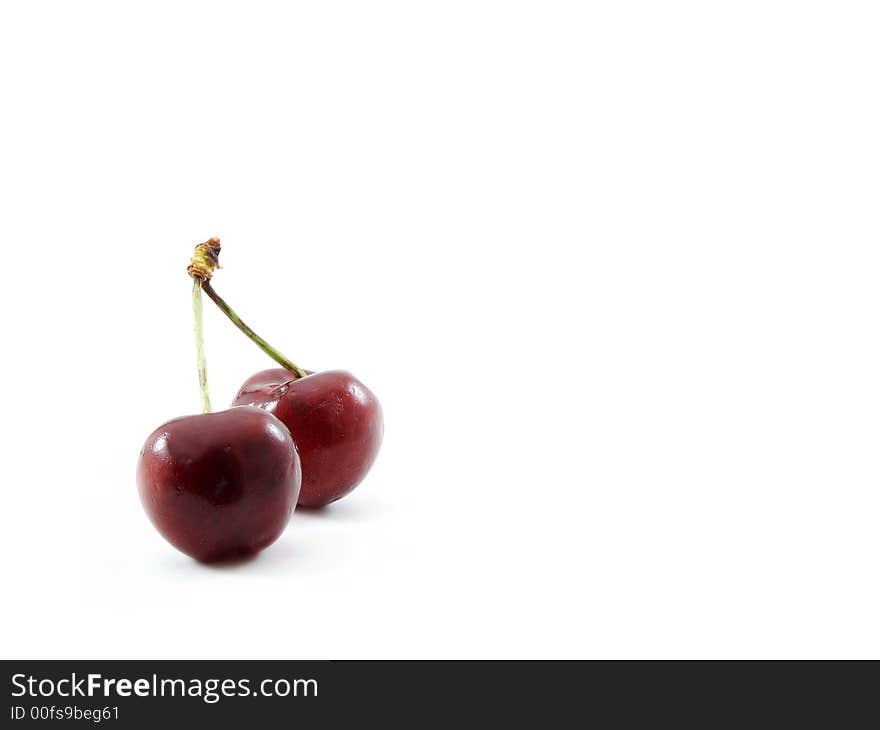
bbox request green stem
[201,281,308,379]
[192,280,212,413]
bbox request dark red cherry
[232,369,383,509]
[137,406,301,562]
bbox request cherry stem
[192,280,212,413]
[201,281,309,379]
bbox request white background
[1,1,878,659]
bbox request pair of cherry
[137,239,383,563]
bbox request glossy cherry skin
[232,369,383,508]
[137,406,301,562]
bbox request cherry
[137,406,301,562]
[184,237,384,510]
[232,368,383,508]
[137,241,301,562]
